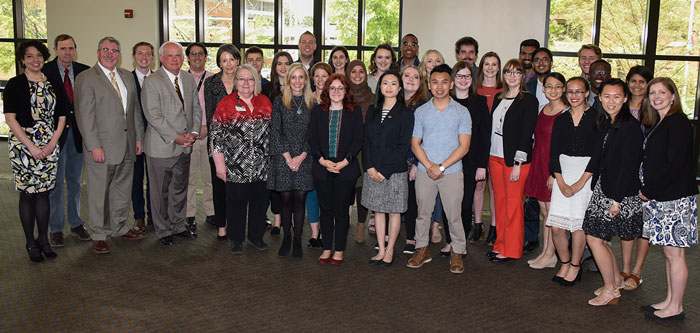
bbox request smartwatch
[514,160,522,167]
[438,164,445,172]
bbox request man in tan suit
[141,41,201,245]
[75,36,146,254]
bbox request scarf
[346,60,373,122]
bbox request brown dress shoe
[120,229,145,240]
[450,251,464,274]
[133,218,146,233]
[406,246,432,268]
[92,240,110,254]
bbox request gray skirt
[361,171,408,213]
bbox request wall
[46,0,159,70]
[402,0,548,67]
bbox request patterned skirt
[9,121,60,193]
[361,171,408,213]
[546,155,593,232]
[642,195,698,247]
[582,180,643,241]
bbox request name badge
[235,105,246,112]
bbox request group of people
[4,31,697,321]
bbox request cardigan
[2,74,66,129]
[641,112,699,201]
[549,107,599,175]
[309,105,363,181]
[490,92,538,166]
[362,102,414,178]
[455,94,491,169]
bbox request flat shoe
[645,311,685,321]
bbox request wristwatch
[438,164,445,172]
[514,160,522,167]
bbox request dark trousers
[209,157,227,228]
[315,174,355,251]
[131,154,152,219]
[269,190,282,214]
[403,178,417,241]
[445,162,477,244]
[524,197,541,242]
[226,181,269,243]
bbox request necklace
[292,96,304,115]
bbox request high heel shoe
[318,256,331,264]
[485,225,497,246]
[26,245,44,263]
[552,260,570,283]
[529,255,557,269]
[39,243,57,259]
[588,289,621,306]
[469,223,483,244]
[559,263,582,286]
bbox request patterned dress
[266,95,313,191]
[9,80,60,193]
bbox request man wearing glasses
[184,43,215,232]
[526,47,554,112]
[398,34,420,70]
[588,59,612,111]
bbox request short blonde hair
[235,64,261,95]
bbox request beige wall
[46,0,159,70]
[402,0,547,67]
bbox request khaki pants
[414,170,466,253]
[186,138,214,217]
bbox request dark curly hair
[16,40,50,68]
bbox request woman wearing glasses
[547,77,598,285]
[487,59,538,262]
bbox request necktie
[174,76,184,105]
[64,68,73,105]
[110,71,123,105]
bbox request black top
[491,92,539,167]
[641,113,699,201]
[309,105,363,181]
[455,94,491,169]
[588,117,644,202]
[362,102,414,178]
[549,107,598,174]
[3,74,66,129]
[41,58,89,152]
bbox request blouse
[549,108,598,175]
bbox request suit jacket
[141,67,202,158]
[42,58,90,153]
[362,103,414,178]
[491,92,539,166]
[74,64,144,165]
[309,105,363,181]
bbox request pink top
[191,70,214,126]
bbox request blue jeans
[131,153,152,219]
[49,130,85,232]
[306,189,319,223]
[432,194,444,223]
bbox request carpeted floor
[0,142,697,332]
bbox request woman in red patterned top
[211,64,273,255]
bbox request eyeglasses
[591,70,610,76]
[566,90,586,96]
[402,42,418,47]
[545,85,564,90]
[533,57,551,63]
[455,74,472,80]
[190,51,206,57]
[236,77,255,83]
[504,70,522,77]
[100,48,120,54]
[329,86,345,92]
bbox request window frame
[0,0,48,86]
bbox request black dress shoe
[486,251,499,258]
[278,236,291,257]
[39,243,57,259]
[175,229,197,239]
[369,259,380,265]
[248,239,269,251]
[270,226,281,235]
[641,304,660,312]
[522,240,539,254]
[217,235,228,241]
[645,311,685,321]
[185,217,197,231]
[292,238,303,258]
[230,241,243,254]
[160,236,174,246]
[26,245,44,262]
[489,256,515,262]
[378,259,393,267]
[552,275,564,283]
[440,249,451,257]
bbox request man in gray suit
[141,41,201,245]
[74,36,146,254]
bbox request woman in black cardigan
[487,59,539,261]
[309,73,364,264]
[3,41,66,262]
[362,70,414,266]
[639,77,698,321]
[582,79,644,306]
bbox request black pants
[209,157,227,228]
[269,190,282,215]
[445,162,477,244]
[225,181,269,243]
[403,177,418,241]
[315,174,355,251]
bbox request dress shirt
[97,62,127,114]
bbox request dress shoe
[645,311,685,321]
[485,225,497,246]
[486,251,499,258]
[318,256,331,264]
[133,218,146,233]
[378,259,393,267]
[206,215,216,226]
[402,243,416,254]
[92,240,110,253]
[185,217,197,232]
[278,236,292,257]
[440,245,451,257]
[529,255,557,269]
[374,241,388,250]
[308,237,322,248]
[489,255,515,263]
[217,235,228,241]
[270,226,281,235]
[522,240,539,254]
[552,275,565,283]
[119,229,145,240]
[230,241,243,254]
[248,239,269,251]
[469,223,484,244]
[369,258,381,265]
[160,236,174,246]
[49,232,65,248]
[559,264,583,286]
[174,229,197,239]
[26,245,44,262]
[406,247,432,268]
[641,305,661,312]
[38,243,57,259]
[71,225,91,241]
[292,238,303,258]
[331,257,344,265]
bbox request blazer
[587,117,644,202]
[309,105,363,181]
[491,92,539,166]
[2,74,66,129]
[641,113,698,201]
[203,72,232,127]
[141,67,202,158]
[456,94,491,170]
[74,64,144,165]
[42,58,90,152]
[362,103,414,178]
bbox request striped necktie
[174,76,184,105]
[110,71,123,105]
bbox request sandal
[624,273,643,291]
[368,218,376,234]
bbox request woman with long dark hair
[328,46,350,74]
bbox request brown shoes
[133,218,146,233]
[120,229,145,240]
[406,246,432,268]
[450,251,464,274]
[92,240,110,254]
